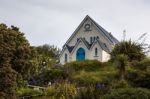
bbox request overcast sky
[0,0,150,49]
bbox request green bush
[101,88,150,99]
[78,86,95,99]
[68,62,117,86]
[17,87,43,97]
[45,82,77,99]
[64,60,103,72]
[29,67,66,86]
[112,80,130,89]
[63,60,108,83]
[131,58,150,71]
[126,70,150,89]
[72,70,102,85]
[77,83,111,99]
[45,85,56,97]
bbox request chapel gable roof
[65,38,91,54]
[63,15,119,48]
[90,38,111,53]
[66,45,74,53]
[65,38,110,54]
[89,16,119,44]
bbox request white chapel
[59,15,119,65]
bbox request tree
[110,40,145,62]
[115,54,128,80]
[0,23,31,98]
[110,40,146,80]
[36,44,60,59]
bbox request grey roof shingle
[87,15,119,44]
[65,37,110,53]
[97,40,110,53]
[66,45,74,53]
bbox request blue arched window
[95,48,98,56]
[65,54,68,62]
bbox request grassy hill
[17,60,150,99]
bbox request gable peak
[85,15,92,20]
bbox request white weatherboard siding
[90,42,103,61]
[59,48,70,65]
[102,50,110,62]
[59,15,119,65]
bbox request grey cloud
[0,0,150,48]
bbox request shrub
[71,70,102,85]
[69,62,117,86]
[63,60,106,82]
[131,58,150,71]
[126,70,150,89]
[112,80,130,89]
[28,67,66,86]
[77,83,111,99]
[45,85,56,96]
[78,85,95,99]
[101,88,150,99]
[45,82,77,99]
[64,60,102,72]
[110,40,145,62]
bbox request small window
[90,37,92,44]
[65,54,68,62]
[77,38,79,42]
[97,36,99,39]
[104,43,107,47]
[95,48,98,56]
[94,37,96,41]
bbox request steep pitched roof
[60,38,91,57]
[97,40,110,53]
[66,45,74,53]
[63,15,119,48]
[65,37,110,54]
[90,39,111,53]
[67,38,91,54]
[88,16,119,44]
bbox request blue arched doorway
[76,48,85,61]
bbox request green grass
[17,87,43,97]
[71,63,117,85]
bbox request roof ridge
[63,15,119,48]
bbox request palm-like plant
[110,40,145,62]
[115,54,128,80]
[110,40,146,80]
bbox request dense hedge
[28,67,66,86]
[64,60,104,72]
[126,70,150,89]
[101,88,150,99]
[45,82,77,99]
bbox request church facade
[59,15,119,65]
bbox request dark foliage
[101,88,150,99]
[126,70,150,89]
[0,23,31,98]
[110,40,145,62]
[131,58,150,71]
[64,60,103,72]
[28,67,66,86]
[36,44,60,59]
